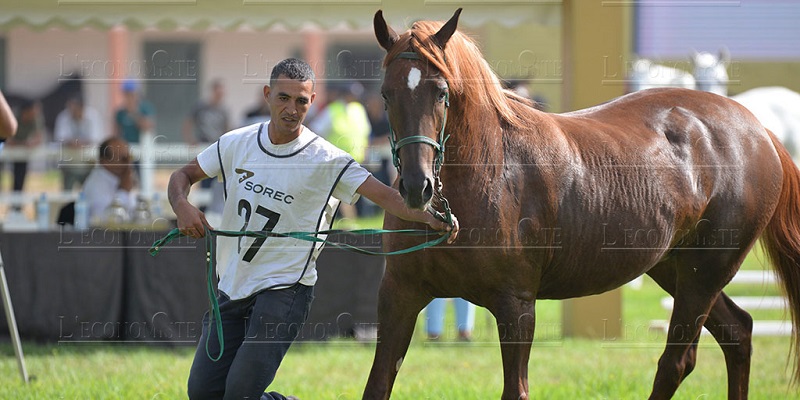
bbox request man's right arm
[0,90,17,139]
[168,158,213,237]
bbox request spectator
[0,89,17,140]
[309,81,371,163]
[507,79,548,112]
[242,87,271,127]
[114,79,155,144]
[82,137,135,223]
[182,79,230,214]
[309,81,371,222]
[425,298,475,341]
[365,93,394,186]
[182,79,230,145]
[2,100,44,197]
[54,96,106,191]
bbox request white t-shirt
[82,165,135,222]
[196,123,371,300]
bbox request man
[3,100,44,202]
[182,79,230,145]
[54,96,106,190]
[0,89,17,140]
[169,58,458,400]
[82,137,135,223]
[309,82,372,222]
[114,79,155,144]
[310,81,371,164]
[182,79,231,214]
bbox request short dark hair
[270,58,315,88]
[98,137,128,162]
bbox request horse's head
[691,48,730,96]
[373,9,461,210]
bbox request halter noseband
[387,52,451,176]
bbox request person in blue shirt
[114,80,154,144]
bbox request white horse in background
[627,58,696,92]
[690,50,800,158]
[691,49,730,96]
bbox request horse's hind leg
[703,292,753,398]
[363,272,430,400]
[489,294,536,400]
[647,256,753,400]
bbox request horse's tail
[761,128,800,383]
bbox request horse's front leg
[492,295,536,400]
[362,272,429,400]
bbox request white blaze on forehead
[407,68,422,91]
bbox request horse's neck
[446,104,503,162]
[441,102,510,199]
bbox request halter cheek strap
[386,52,451,177]
[389,92,450,176]
[386,51,453,226]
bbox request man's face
[212,83,225,104]
[68,101,83,120]
[264,75,315,135]
[102,140,132,176]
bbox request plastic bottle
[133,195,152,224]
[106,195,130,225]
[74,191,89,230]
[36,193,50,231]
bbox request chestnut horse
[364,8,800,400]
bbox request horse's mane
[384,20,537,130]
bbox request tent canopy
[0,0,561,32]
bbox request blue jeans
[425,298,475,336]
[187,284,314,400]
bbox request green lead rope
[203,231,224,362]
[149,222,453,362]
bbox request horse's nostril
[423,178,434,202]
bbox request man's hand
[168,159,213,238]
[357,175,460,244]
[426,213,459,244]
[174,198,212,238]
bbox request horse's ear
[433,8,462,50]
[374,10,399,52]
[719,47,731,65]
[689,49,700,64]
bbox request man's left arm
[356,175,458,243]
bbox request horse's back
[731,87,800,150]
[533,88,783,298]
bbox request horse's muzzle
[399,176,434,210]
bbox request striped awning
[0,0,561,32]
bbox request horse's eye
[381,93,389,110]
[437,91,447,102]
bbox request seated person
[82,137,135,223]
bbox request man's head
[210,79,225,105]
[122,79,140,105]
[98,137,131,176]
[269,58,315,89]
[264,58,317,138]
[66,96,85,120]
